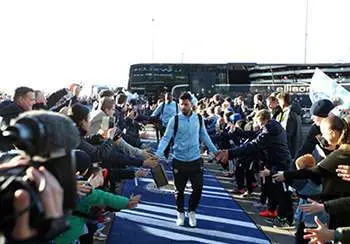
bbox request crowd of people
[1,84,350,243]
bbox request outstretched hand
[143,157,158,168]
[127,194,141,209]
[135,168,149,178]
[336,165,350,182]
[300,198,325,214]
[304,216,334,244]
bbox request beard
[181,108,192,116]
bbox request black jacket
[114,105,126,130]
[0,100,12,110]
[296,124,333,159]
[285,148,350,201]
[228,119,291,172]
[122,117,141,148]
[271,105,282,119]
[285,109,302,159]
[324,197,350,219]
[46,88,68,109]
[33,103,48,110]
[78,136,115,163]
[0,102,25,125]
[79,134,143,168]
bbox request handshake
[213,150,229,164]
[142,151,159,168]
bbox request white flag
[309,68,350,109]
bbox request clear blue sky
[0,0,349,92]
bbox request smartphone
[101,116,110,131]
[113,127,123,141]
[315,134,329,148]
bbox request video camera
[0,112,79,240]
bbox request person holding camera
[0,157,65,244]
[155,92,219,227]
[0,110,81,243]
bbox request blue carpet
[107,162,270,244]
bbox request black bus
[128,62,350,107]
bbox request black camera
[0,113,79,239]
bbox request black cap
[310,99,334,118]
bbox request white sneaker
[188,211,197,227]
[176,212,185,226]
[93,231,107,241]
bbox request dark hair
[224,97,232,103]
[179,92,192,102]
[14,86,34,102]
[99,89,115,99]
[323,115,349,144]
[209,106,215,114]
[68,103,90,126]
[116,93,127,104]
[85,167,103,180]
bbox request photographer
[0,110,81,243]
[0,157,64,243]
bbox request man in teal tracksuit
[155,92,218,227]
[152,92,179,136]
